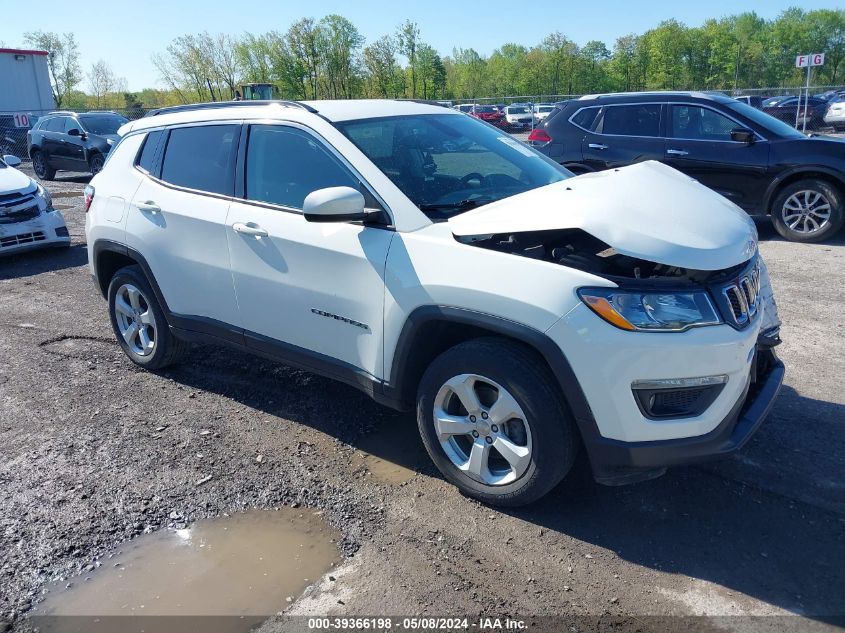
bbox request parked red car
[470,105,504,125]
[763,96,828,130]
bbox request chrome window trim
[568,101,768,143]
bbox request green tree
[397,20,421,98]
[23,31,82,107]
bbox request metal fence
[2,84,842,158]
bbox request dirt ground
[1,166,843,632]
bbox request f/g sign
[796,53,825,68]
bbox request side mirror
[303,186,366,223]
[67,128,80,137]
[2,154,22,167]
[730,127,755,144]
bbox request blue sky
[2,0,838,91]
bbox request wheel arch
[386,307,596,431]
[92,240,170,313]
[763,167,845,214]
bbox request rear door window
[599,104,661,137]
[160,125,239,196]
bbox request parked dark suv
[27,111,128,180]
[529,92,845,242]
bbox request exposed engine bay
[459,229,742,283]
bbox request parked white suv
[85,100,784,506]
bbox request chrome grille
[0,190,40,225]
[721,263,760,327]
[0,231,46,248]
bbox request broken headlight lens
[578,288,722,332]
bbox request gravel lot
[1,165,843,632]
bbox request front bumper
[586,347,784,484]
[0,210,70,256]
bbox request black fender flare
[385,305,600,443]
[762,166,845,213]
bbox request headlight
[35,182,53,211]
[578,288,722,332]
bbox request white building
[0,48,55,113]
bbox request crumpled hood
[449,161,758,271]
[0,163,35,195]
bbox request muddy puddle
[30,509,339,633]
[354,419,428,484]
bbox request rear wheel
[416,338,578,506]
[108,265,188,369]
[89,153,105,175]
[31,150,55,180]
[771,179,843,242]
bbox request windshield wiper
[418,197,496,212]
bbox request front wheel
[771,179,843,242]
[416,338,578,507]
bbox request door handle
[588,143,608,150]
[232,222,269,238]
[136,200,161,213]
[666,149,689,156]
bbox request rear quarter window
[160,125,239,196]
[569,107,600,131]
[135,130,164,174]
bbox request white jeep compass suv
[85,100,784,506]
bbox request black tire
[89,153,105,175]
[416,337,578,507]
[107,265,188,370]
[31,150,55,180]
[771,178,844,243]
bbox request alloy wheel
[782,189,831,234]
[432,373,532,486]
[114,283,157,357]
[33,153,47,178]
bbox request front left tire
[89,153,105,175]
[771,178,844,242]
[416,337,579,507]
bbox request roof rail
[394,98,452,108]
[143,100,318,117]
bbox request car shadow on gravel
[0,244,87,280]
[155,344,844,622]
[754,217,845,246]
[511,386,845,622]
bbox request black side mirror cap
[67,128,80,137]
[730,127,755,144]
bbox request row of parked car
[735,89,845,130]
[449,102,554,130]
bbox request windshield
[474,106,497,113]
[79,114,128,135]
[537,106,553,112]
[725,101,806,139]
[337,114,571,220]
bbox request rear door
[662,103,770,212]
[580,103,664,171]
[125,123,241,330]
[42,117,68,168]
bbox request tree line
[20,7,845,111]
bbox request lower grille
[0,231,46,248]
[633,383,726,419]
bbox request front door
[662,104,771,213]
[226,123,392,380]
[581,103,665,171]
